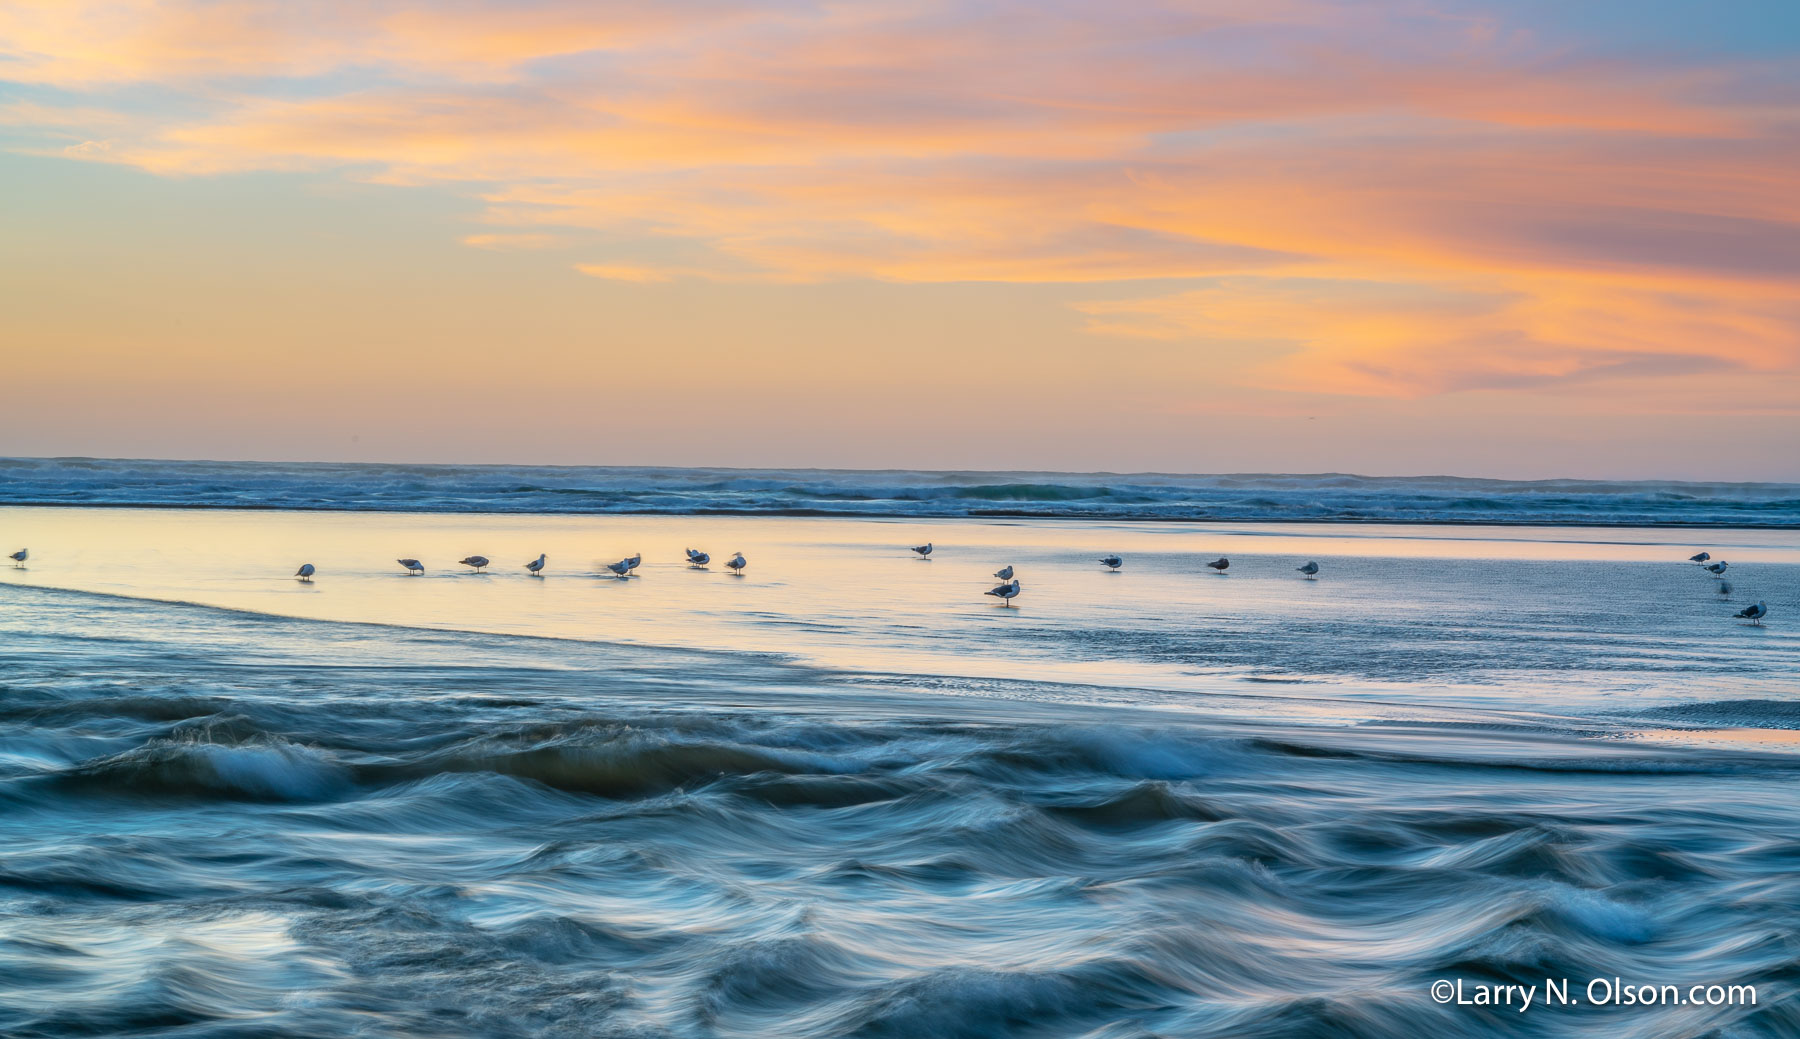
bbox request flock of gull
[294,549,746,582]
[890,541,1325,607]
[1689,551,1770,625]
[3,543,1770,623]
[272,541,1333,607]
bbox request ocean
[1,462,1797,1037]
[5,457,1799,527]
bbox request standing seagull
[685,547,705,563]
[1704,561,1729,577]
[604,559,631,579]
[994,565,1014,581]
[7,548,24,568]
[1689,551,1711,564]
[727,552,747,575]
[1296,561,1320,579]
[1206,557,1230,574]
[1099,555,1123,571]
[459,555,490,572]
[985,578,1021,606]
[295,563,315,582]
[689,550,711,568]
[525,553,547,577]
[624,553,642,573]
[912,543,933,559]
[397,558,424,575]
[1736,601,1768,626]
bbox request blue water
[3,583,1798,1037]
[5,457,1798,526]
[2,486,1799,1037]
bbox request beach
[2,487,1797,1037]
[2,503,1797,707]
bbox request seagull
[912,543,933,559]
[985,578,1021,606]
[459,555,490,572]
[1099,555,1123,571]
[994,565,1014,581]
[1719,581,1734,596]
[689,550,711,568]
[525,553,546,577]
[295,563,315,582]
[1736,601,1768,626]
[1297,561,1319,579]
[727,552,747,574]
[624,553,642,573]
[685,547,705,562]
[397,558,424,575]
[1704,561,1729,577]
[1206,557,1230,574]
[604,559,631,579]
[1689,551,1711,563]
[7,548,24,568]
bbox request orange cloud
[3,0,1796,406]
[461,232,562,250]
[574,263,676,283]
[1075,276,1799,397]
[0,0,749,85]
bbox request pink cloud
[3,0,1796,402]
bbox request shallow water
[2,507,1798,1037]
[2,507,1796,712]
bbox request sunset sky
[3,0,1797,478]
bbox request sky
[2,0,1797,479]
